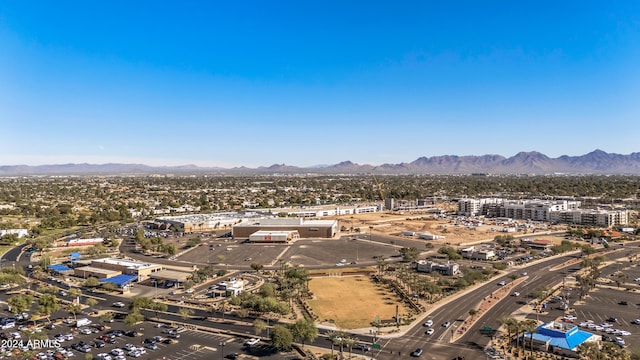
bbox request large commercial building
[154,212,266,233]
[232,218,338,239]
[87,258,164,282]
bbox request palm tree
[498,316,517,350]
[326,330,339,357]
[520,319,538,354]
[343,337,357,359]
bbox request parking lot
[0,304,300,360]
[174,236,403,269]
[527,260,640,353]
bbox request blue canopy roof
[69,252,81,260]
[48,264,72,272]
[99,274,137,287]
[525,323,595,351]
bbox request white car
[112,302,126,308]
[498,281,506,286]
[110,349,124,356]
[512,292,520,297]
[425,328,434,335]
[245,338,260,346]
[423,320,433,327]
[631,319,640,325]
[634,277,640,282]
[336,263,345,267]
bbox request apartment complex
[458,198,628,227]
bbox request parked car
[244,338,260,346]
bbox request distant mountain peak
[1,150,639,175]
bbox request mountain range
[2,150,640,176]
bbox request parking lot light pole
[219,341,225,359]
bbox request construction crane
[371,174,385,200]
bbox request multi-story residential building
[458,198,628,227]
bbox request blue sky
[1,1,639,167]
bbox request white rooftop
[91,258,160,270]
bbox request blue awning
[99,274,137,287]
[48,264,72,272]
[69,252,81,260]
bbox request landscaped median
[450,276,528,343]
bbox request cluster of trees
[576,255,606,298]
[438,246,462,260]
[494,234,515,247]
[189,264,223,286]
[0,267,26,286]
[578,341,633,360]
[398,247,420,261]
[230,283,290,315]
[550,240,582,254]
[126,297,168,326]
[82,276,118,292]
[498,316,542,357]
[135,230,177,255]
[266,318,318,350]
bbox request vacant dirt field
[307,276,409,329]
[331,209,567,246]
[332,211,489,245]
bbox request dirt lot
[307,276,409,329]
[330,210,567,246]
[331,212,494,245]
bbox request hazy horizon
[2,2,639,167]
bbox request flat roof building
[233,218,337,239]
[74,266,122,279]
[90,258,164,282]
[415,260,459,276]
[249,230,300,243]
